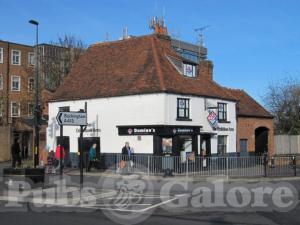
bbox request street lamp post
[29,19,40,168]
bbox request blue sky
[1,0,299,104]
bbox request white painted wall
[47,94,166,154]
[165,94,237,154]
[47,93,237,154]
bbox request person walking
[121,142,134,172]
[11,138,21,168]
[87,143,97,172]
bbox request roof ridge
[150,36,166,91]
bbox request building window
[28,77,34,92]
[11,102,20,117]
[177,98,190,120]
[28,103,34,117]
[11,76,21,91]
[28,52,35,66]
[217,135,227,156]
[218,102,227,122]
[183,63,196,77]
[0,100,3,117]
[0,48,3,63]
[0,74,3,90]
[12,50,21,65]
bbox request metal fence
[99,154,298,177]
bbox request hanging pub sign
[207,110,218,128]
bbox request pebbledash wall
[46,93,237,155]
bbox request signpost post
[56,105,87,190]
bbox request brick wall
[0,126,11,161]
[237,117,274,156]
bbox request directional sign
[56,111,87,126]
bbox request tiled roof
[52,34,236,102]
[225,88,273,118]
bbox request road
[0,169,299,225]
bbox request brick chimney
[198,60,214,81]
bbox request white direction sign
[56,111,87,126]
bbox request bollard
[263,152,268,177]
[292,155,296,176]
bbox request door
[240,139,248,156]
[78,137,101,167]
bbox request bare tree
[264,77,300,134]
[41,34,86,90]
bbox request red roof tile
[225,88,273,118]
[52,34,236,102]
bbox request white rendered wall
[47,94,166,154]
[47,93,237,155]
[165,94,237,154]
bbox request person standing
[55,144,65,170]
[121,142,134,171]
[11,138,21,168]
[87,143,97,172]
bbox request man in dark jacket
[11,138,21,168]
[122,142,133,160]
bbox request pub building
[46,22,274,164]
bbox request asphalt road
[0,170,299,225]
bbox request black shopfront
[117,125,202,156]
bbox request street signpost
[56,106,87,191]
[56,111,87,126]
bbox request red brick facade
[237,117,274,156]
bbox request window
[0,74,3,90]
[28,103,34,117]
[177,98,190,120]
[11,102,20,117]
[12,50,21,65]
[28,52,35,66]
[0,100,3,117]
[11,76,20,91]
[217,135,227,156]
[28,77,34,92]
[218,102,227,122]
[0,48,3,63]
[183,63,196,77]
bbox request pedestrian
[87,143,97,172]
[121,142,134,171]
[11,138,21,168]
[46,150,56,174]
[55,144,65,170]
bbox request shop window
[12,50,21,65]
[177,98,190,120]
[218,102,227,122]
[162,138,173,155]
[11,76,21,91]
[179,135,192,162]
[217,135,227,156]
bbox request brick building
[0,40,70,161]
[46,26,274,160]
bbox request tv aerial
[194,25,211,47]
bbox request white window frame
[183,63,196,77]
[28,77,34,92]
[28,103,34,117]
[28,52,35,66]
[11,50,21,65]
[11,75,21,91]
[0,100,3,117]
[11,102,20,117]
[0,48,3,63]
[0,74,3,90]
